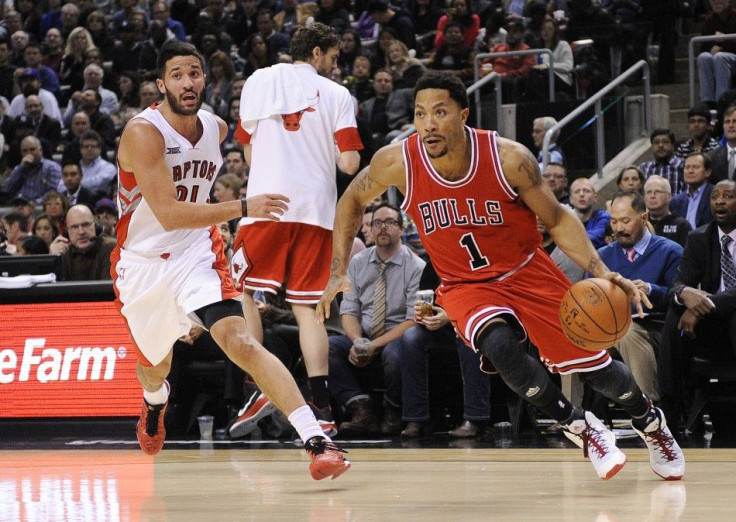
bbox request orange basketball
[559,278,632,351]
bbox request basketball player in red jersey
[114,40,349,480]
[318,71,685,481]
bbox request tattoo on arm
[519,150,542,186]
[586,256,600,274]
[353,169,373,193]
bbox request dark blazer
[668,221,736,318]
[669,182,714,228]
[35,114,62,151]
[358,88,414,133]
[707,146,733,185]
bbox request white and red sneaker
[564,411,627,480]
[633,407,685,480]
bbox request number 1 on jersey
[459,232,490,270]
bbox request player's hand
[244,193,289,220]
[603,272,652,318]
[679,287,714,316]
[316,274,351,322]
[677,309,699,338]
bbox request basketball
[559,278,632,351]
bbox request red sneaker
[305,437,351,481]
[137,399,168,455]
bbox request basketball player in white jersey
[229,22,363,438]
[113,40,350,480]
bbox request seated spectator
[0,41,17,102]
[599,191,683,401]
[139,21,178,84]
[314,0,351,35]
[63,64,119,126]
[17,235,50,255]
[39,0,63,40]
[109,20,143,78]
[434,0,480,51]
[150,1,186,42]
[32,213,58,247]
[84,11,115,58]
[10,115,53,163]
[412,0,444,56]
[41,190,69,237]
[204,51,235,120]
[600,0,648,73]
[526,17,574,102]
[645,175,692,248]
[606,165,645,211]
[346,56,375,104]
[426,21,476,84]
[543,162,570,206]
[696,0,736,110]
[61,111,106,165]
[223,147,249,184]
[112,71,141,128]
[48,204,115,280]
[479,19,534,103]
[387,40,426,90]
[59,27,96,97]
[274,0,318,36]
[658,179,736,434]
[74,130,117,198]
[338,28,363,78]
[670,152,715,229]
[707,105,736,184]
[368,0,417,52]
[238,33,275,79]
[15,42,60,97]
[532,116,564,170]
[94,198,117,237]
[41,29,65,77]
[8,68,63,124]
[570,177,610,248]
[359,69,414,146]
[64,89,116,150]
[59,3,81,40]
[4,136,61,204]
[9,30,30,68]
[329,204,426,436]
[23,94,61,153]
[364,27,398,74]
[59,159,97,208]
[0,211,29,255]
[639,128,685,195]
[676,106,720,158]
[255,9,290,63]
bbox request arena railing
[688,33,736,108]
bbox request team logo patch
[166,147,181,155]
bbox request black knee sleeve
[579,360,649,417]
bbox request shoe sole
[229,401,277,438]
[310,459,352,481]
[599,455,627,480]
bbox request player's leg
[241,290,264,344]
[136,350,174,456]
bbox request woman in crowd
[338,28,363,78]
[434,0,480,50]
[60,27,97,95]
[526,17,574,101]
[85,10,115,57]
[205,51,236,120]
[42,191,69,237]
[32,214,59,247]
[386,40,426,90]
[239,33,274,78]
[18,235,49,255]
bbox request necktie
[721,236,736,290]
[626,247,636,263]
[369,261,387,339]
[729,150,736,181]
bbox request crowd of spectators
[1,0,735,442]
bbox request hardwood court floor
[1,447,734,521]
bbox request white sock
[288,405,329,443]
[143,380,169,406]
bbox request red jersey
[400,128,541,284]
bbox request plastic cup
[353,337,371,364]
[197,415,214,441]
[415,290,435,318]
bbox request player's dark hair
[611,190,646,213]
[156,40,205,79]
[414,70,469,110]
[289,22,340,62]
[373,202,403,227]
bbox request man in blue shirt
[598,191,683,401]
[670,152,715,229]
[570,177,610,248]
[4,135,61,204]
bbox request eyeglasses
[370,218,400,229]
[644,190,668,196]
[542,174,566,180]
[68,221,94,231]
[81,143,100,149]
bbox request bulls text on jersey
[416,197,504,235]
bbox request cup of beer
[354,337,371,364]
[416,290,435,318]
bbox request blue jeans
[697,51,736,103]
[456,339,492,422]
[328,334,402,410]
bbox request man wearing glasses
[542,162,569,206]
[49,204,115,280]
[328,203,427,437]
[644,175,691,248]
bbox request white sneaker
[564,411,627,480]
[633,407,685,480]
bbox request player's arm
[316,142,406,321]
[337,150,361,175]
[118,119,288,230]
[498,137,651,314]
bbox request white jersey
[117,107,223,256]
[239,63,361,230]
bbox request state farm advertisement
[0,302,140,417]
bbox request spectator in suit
[533,116,564,170]
[639,128,684,195]
[676,106,720,158]
[23,94,61,152]
[569,177,610,248]
[658,179,736,433]
[542,162,569,206]
[599,191,683,401]
[59,159,96,207]
[670,152,715,229]
[708,105,736,184]
[645,175,692,248]
[696,0,736,109]
[62,64,119,127]
[359,69,414,146]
